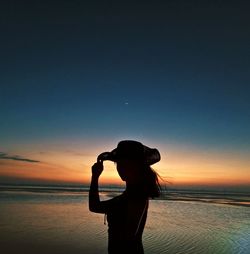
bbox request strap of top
[134,199,148,236]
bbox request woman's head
[99,140,161,198]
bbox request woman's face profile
[116,159,141,183]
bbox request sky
[0,1,250,191]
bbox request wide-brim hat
[98,140,160,165]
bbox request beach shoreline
[1,185,250,254]
[1,184,249,207]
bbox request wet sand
[1,188,250,254]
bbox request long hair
[141,165,161,198]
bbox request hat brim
[98,144,160,165]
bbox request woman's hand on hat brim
[91,162,104,179]
[97,152,112,163]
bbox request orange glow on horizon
[0,143,249,188]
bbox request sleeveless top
[105,191,148,254]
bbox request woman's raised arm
[89,162,107,213]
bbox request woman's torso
[106,192,148,254]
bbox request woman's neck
[125,183,147,197]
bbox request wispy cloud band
[0,152,40,163]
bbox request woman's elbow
[89,203,102,213]
[89,203,95,212]
[89,205,96,212]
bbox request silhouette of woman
[89,140,161,254]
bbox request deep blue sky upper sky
[1,1,250,156]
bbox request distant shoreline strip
[0,185,249,207]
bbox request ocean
[0,185,250,254]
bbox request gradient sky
[0,1,250,190]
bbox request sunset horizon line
[1,177,250,192]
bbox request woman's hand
[91,162,104,179]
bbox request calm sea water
[0,186,250,254]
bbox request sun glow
[0,142,249,188]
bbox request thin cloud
[0,152,40,163]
